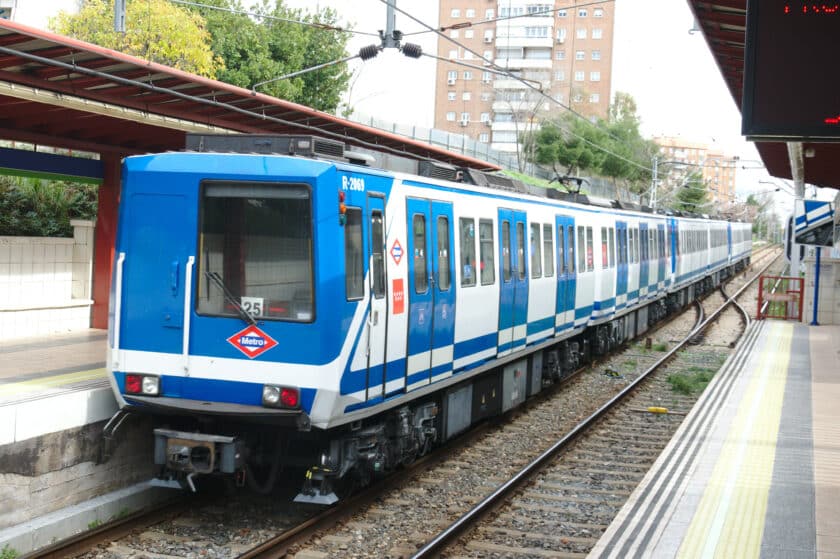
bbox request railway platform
[591,320,840,559]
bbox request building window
[574,71,584,81]
[448,91,456,101]
[481,91,492,101]
[462,91,471,101]
[479,132,489,143]
[480,112,490,123]
[590,93,600,103]
[527,4,552,16]
[526,26,549,38]
[573,93,583,102]
[466,8,475,17]
[447,70,457,82]
[451,8,460,17]
[484,29,494,42]
[575,50,585,60]
[465,29,474,39]
[576,28,587,39]
[554,70,565,81]
[557,9,567,17]
[483,50,493,63]
[592,49,601,60]
[464,51,473,60]
[450,30,459,39]
[592,28,603,39]
[446,111,456,121]
[493,131,517,143]
[448,49,458,59]
[556,28,567,42]
[555,49,565,60]
[594,8,604,17]
[590,71,601,81]
[482,71,492,82]
[463,70,472,80]
[486,9,495,19]
[578,8,588,17]
[460,112,470,123]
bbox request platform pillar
[91,154,123,329]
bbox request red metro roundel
[227,325,278,359]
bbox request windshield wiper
[204,271,257,326]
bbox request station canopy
[0,19,499,171]
[689,0,839,191]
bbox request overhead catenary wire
[167,0,381,37]
[377,0,652,173]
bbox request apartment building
[655,136,737,206]
[433,0,615,153]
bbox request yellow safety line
[677,321,792,559]
[0,367,107,398]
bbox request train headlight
[125,374,160,396]
[262,385,301,409]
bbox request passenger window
[601,226,609,268]
[557,226,565,275]
[371,211,385,299]
[530,223,542,278]
[517,221,526,279]
[585,226,594,272]
[413,214,427,293]
[459,218,476,287]
[502,221,512,282]
[437,217,451,291]
[577,225,586,272]
[480,219,495,285]
[345,207,364,300]
[608,227,615,268]
[543,223,554,277]
[567,225,575,273]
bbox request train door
[669,218,679,278]
[365,194,388,402]
[615,221,628,309]
[554,214,576,331]
[639,222,650,297]
[497,208,528,355]
[405,198,455,391]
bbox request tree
[533,113,608,178]
[50,0,222,78]
[673,171,709,213]
[598,92,658,194]
[188,0,352,112]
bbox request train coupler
[294,466,339,505]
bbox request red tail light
[125,374,142,394]
[280,387,299,408]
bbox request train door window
[600,227,609,268]
[502,221,512,282]
[438,216,451,291]
[345,208,364,300]
[568,225,575,273]
[628,228,634,263]
[480,219,495,285]
[543,223,554,277]
[530,223,542,278]
[517,222,526,279]
[371,210,386,299]
[608,227,615,268]
[413,214,428,293]
[650,232,656,262]
[557,226,565,274]
[577,225,586,272]
[585,226,594,271]
[459,218,476,287]
[198,181,314,322]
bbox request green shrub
[0,176,97,237]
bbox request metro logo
[227,325,278,359]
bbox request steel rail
[411,250,780,559]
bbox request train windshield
[197,181,314,322]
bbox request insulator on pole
[402,43,422,59]
[359,45,380,61]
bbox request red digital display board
[743,1,840,139]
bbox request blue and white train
[106,135,751,502]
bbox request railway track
[29,249,781,559]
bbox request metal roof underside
[688,0,839,190]
[0,19,499,171]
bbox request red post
[91,153,123,329]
